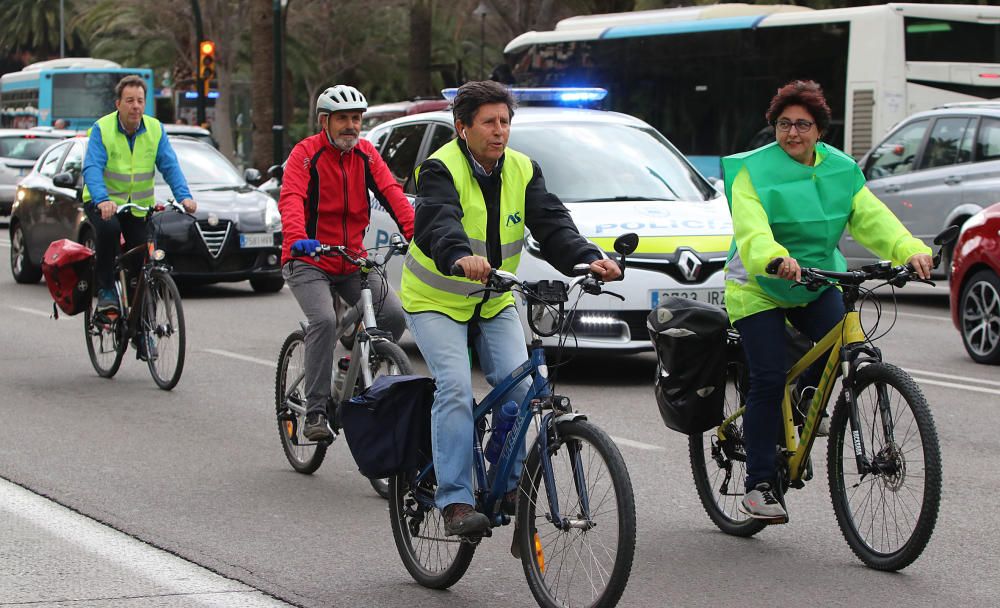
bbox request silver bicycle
[275,235,411,498]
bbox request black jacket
[413,139,602,277]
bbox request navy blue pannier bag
[340,374,435,479]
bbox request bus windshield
[508,122,715,203]
[51,73,123,120]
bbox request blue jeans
[405,307,530,509]
[733,288,845,490]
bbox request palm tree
[0,0,83,58]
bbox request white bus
[504,2,1000,177]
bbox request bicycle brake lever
[602,290,625,301]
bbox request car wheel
[960,269,1000,365]
[10,221,42,284]
[250,276,285,293]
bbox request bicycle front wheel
[84,292,126,378]
[516,419,636,608]
[275,329,327,474]
[689,359,767,537]
[388,472,476,589]
[828,363,941,571]
[143,272,185,390]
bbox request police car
[364,88,731,352]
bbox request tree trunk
[251,0,274,172]
[214,62,236,161]
[408,0,433,97]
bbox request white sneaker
[816,415,830,437]
[740,483,788,521]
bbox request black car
[9,136,284,292]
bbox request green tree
[0,0,84,57]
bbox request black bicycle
[84,202,187,390]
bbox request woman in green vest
[722,80,932,521]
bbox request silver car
[844,102,1000,277]
[0,129,71,215]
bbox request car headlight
[959,210,986,240]
[264,198,282,232]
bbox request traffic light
[198,40,216,96]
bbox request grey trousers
[282,260,405,415]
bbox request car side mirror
[267,164,283,182]
[244,167,262,184]
[52,171,76,189]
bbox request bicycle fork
[536,412,595,531]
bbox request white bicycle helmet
[316,85,368,114]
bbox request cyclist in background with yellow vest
[82,74,196,316]
[400,81,621,537]
[722,80,932,522]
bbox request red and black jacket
[278,133,414,275]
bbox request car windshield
[157,141,243,186]
[509,122,715,203]
[0,136,61,160]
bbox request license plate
[650,289,725,308]
[239,233,274,248]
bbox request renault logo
[676,248,702,282]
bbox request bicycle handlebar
[766,257,927,290]
[291,234,408,268]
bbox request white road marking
[906,368,1000,388]
[610,436,665,451]
[909,376,1000,397]
[0,477,292,607]
[860,308,950,322]
[9,305,64,320]
[204,348,275,368]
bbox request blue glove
[291,239,321,256]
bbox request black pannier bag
[647,297,730,434]
[340,374,435,479]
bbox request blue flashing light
[441,87,607,105]
[183,91,220,99]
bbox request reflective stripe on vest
[401,140,532,322]
[82,112,162,217]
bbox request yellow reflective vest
[82,112,162,217]
[401,140,533,322]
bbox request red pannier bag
[42,239,95,318]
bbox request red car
[951,202,1000,364]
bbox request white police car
[364,89,731,352]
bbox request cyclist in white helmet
[278,84,415,441]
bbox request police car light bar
[441,87,607,104]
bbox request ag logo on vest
[506,211,522,227]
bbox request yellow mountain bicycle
[690,228,956,571]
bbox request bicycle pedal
[460,531,488,545]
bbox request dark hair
[765,80,831,133]
[452,80,516,127]
[115,75,147,100]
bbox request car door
[964,117,1000,212]
[51,140,86,242]
[843,119,930,265]
[22,141,71,261]
[897,116,975,241]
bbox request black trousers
[84,204,148,292]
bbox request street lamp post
[59,0,65,58]
[273,0,285,167]
[473,2,491,81]
[191,0,206,125]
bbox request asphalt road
[2,232,998,607]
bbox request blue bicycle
[388,234,639,608]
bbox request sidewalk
[0,477,293,607]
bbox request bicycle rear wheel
[689,359,767,537]
[388,471,476,589]
[828,362,941,571]
[275,329,327,474]
[143,272,185,390]
[516,419,636,608]
[84,291,126,378]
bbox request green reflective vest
[82,112,162,217]
[722,142,862,310]
[401,140,533,322]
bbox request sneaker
[96,288,118,315]
[740,482,788,521]
[816,415,831,437]
[303,412,333,442]
[443,503,490,537]
[500,489,518,516]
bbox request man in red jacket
[278,84,415,441]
